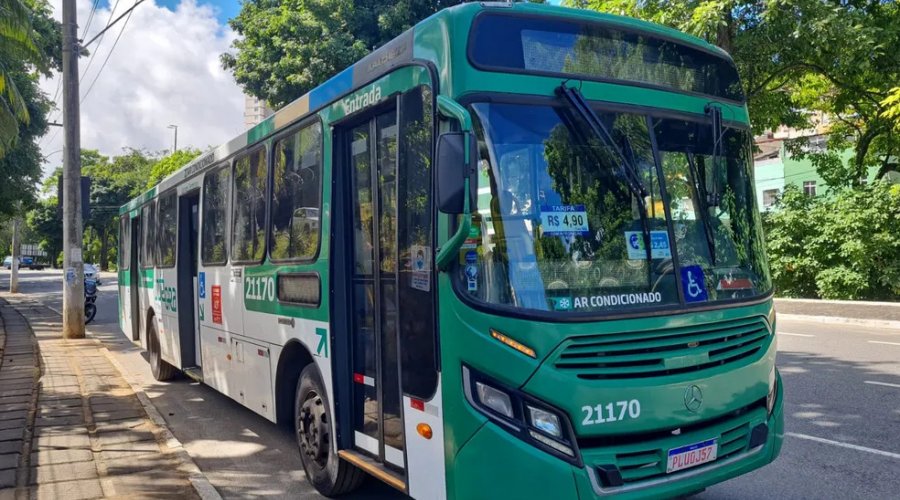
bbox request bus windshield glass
[469,13,745,101]
[458,102,771,315]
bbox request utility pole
[61,0,85,338]
[10,216,20,293]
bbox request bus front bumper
[452,374,784,500]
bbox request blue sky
[94,0,241,25]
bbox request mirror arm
[436,95,473,272]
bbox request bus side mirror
[436,131,476,214]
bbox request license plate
[666,439,718,473]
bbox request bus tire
[148,319,177,381]
[295,364,363,496]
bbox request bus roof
[120,2,730,215]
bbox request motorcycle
[84,278,98,324]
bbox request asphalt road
[3,268,899,499]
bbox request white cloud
[40,0,245,175]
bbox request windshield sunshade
[469,13,745,102]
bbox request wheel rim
[298,390,329,467]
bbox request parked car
[84,264,101,285]
[4,255,46,270]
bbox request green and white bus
[118,3,783,498]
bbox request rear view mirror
[436,132,476,214]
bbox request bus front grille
[552,316,771,380]
[583,400,764,488]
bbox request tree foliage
[764,182,900,300]
[0,0,60,218]
[567,0,900,184]
[147,148,202,188]
[0,0,60,156]
[221,0,479,108]
[28,149,157,269]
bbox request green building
[753,135,878,211]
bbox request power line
[81,5,136,104]
[81,0,102,40]
[80,0,121,84]
[81,0,145,49]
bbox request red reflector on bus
[411,399,425,412]
[353,373,365,384]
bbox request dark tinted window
[119,215,129,269]
[141,201,156,268]
[470,13,744,101]
[397,86,437,398]
[232,148,268,263]
[202,166,229,265]
[157,192,177,267]
[270,122,322,261]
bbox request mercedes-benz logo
[684,385,703,412]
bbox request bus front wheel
[295,364,363,496]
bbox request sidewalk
[0,295,198,499]
[775,298,900,329]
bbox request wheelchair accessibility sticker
[681,265,708,303]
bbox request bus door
[346,108,407,472]
[177,191,202,369]
[129,215,141,341]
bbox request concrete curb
[99,346,223,500]
[775,298,900,307]
[778,313,900,330]
[38,302,222,500]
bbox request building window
[803,181,817,196]
[762,189,779,207]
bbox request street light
[167,124,178,152]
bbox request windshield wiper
[686,152,717,265]
[556,84,655,274]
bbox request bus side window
[201,165,230,265]
[141,200,156,268]
[270,121,322,261]
[157,191,177,268]
[119,215,129,270]
[397,85,439,399]
[231,148,268,264]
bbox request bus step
[337,450,405,492]
[183,366,204,383]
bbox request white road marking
[868,341,900,346]
[786,432,900,460]
[864,381,900,389]
[778,332,815,337]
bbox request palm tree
[0,0,38,158]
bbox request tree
[29,149,157,270]
[0,0,60,218]
[147,148,202,188]
[221,0,479,108]
[764,182,900,300]
[566,0,900,185]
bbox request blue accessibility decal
[198,272,206,298]
[681,265,708,303]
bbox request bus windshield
[458,101,771,315]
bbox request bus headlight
[463,366,581,465]
[527,405,562,438]
[476,381,514,418]
[767,367,778,415]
